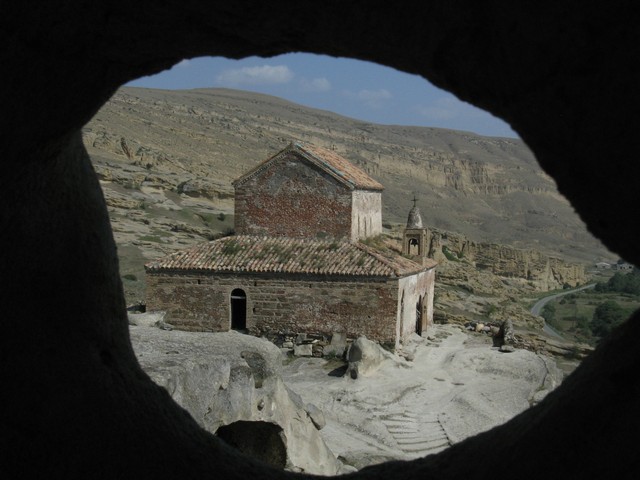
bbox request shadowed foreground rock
[1,1,639,479]
[130,327,340,475]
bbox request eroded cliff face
[84,88,609,268]
[427,229,586,291]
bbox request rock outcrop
[129,326,340,475]
[428,229,586,291]
[346,336,409,379]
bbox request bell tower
[403,196,429,262]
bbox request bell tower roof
[406,196,424,229]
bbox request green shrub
[485,304,498,317]
[576,315,590,332]
[222,240,242,255]
[590,300,626,337]
[442,246,459,262]
[541,303,556,323]
[595,268,640,295]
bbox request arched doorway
[230,288,247,331]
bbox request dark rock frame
[1,2,639,479]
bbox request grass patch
[361,234,385,249]
[543,288,640,344]
[139,235,163,243]
[442,245,461,262]
[222,239,243,255]
[554,291,640,323]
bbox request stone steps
[380,410,451,458]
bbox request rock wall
[130,326,340,475]
[428,229,586,290]
[3,3,640,480]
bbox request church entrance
[415,295,424,335]
[230,288,247,330]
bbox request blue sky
[128,53,517,138]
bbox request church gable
[233,142,382,240]
[233,141,384,192]
[234,148,353,238]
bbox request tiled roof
[233,141,384,191]
[145,235,435,277]
[294,142,384,191]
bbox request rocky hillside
[82,87,610,305]
[376,227,582,331]
[426,228,586,291]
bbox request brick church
[145,141,436,349]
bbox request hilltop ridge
[83,87,610,304]
[85,87,608,263]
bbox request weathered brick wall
[146,274,233,331]
[146,271,400,344]
[351,190,382,241]
[250,275,399,344]
[234,152,353,239]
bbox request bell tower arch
[402,196,429,262]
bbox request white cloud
[346,88,392,109]
[358,89,392,106]
[299,77,331,92]
[414,96,485,121]
[216,65,294,86]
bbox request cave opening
[216,421,287,469]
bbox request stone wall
[146,272,401,345]
[234,152,353,239]
[146,273,231,331]
[351,190,382,241]
[397,269,436,343]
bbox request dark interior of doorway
[231,288,247,331]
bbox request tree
[541,303,556,324]
[596,268,640,295]
[590,300,626,337]
[575,315,590,332]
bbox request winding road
[530,283,596,338]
